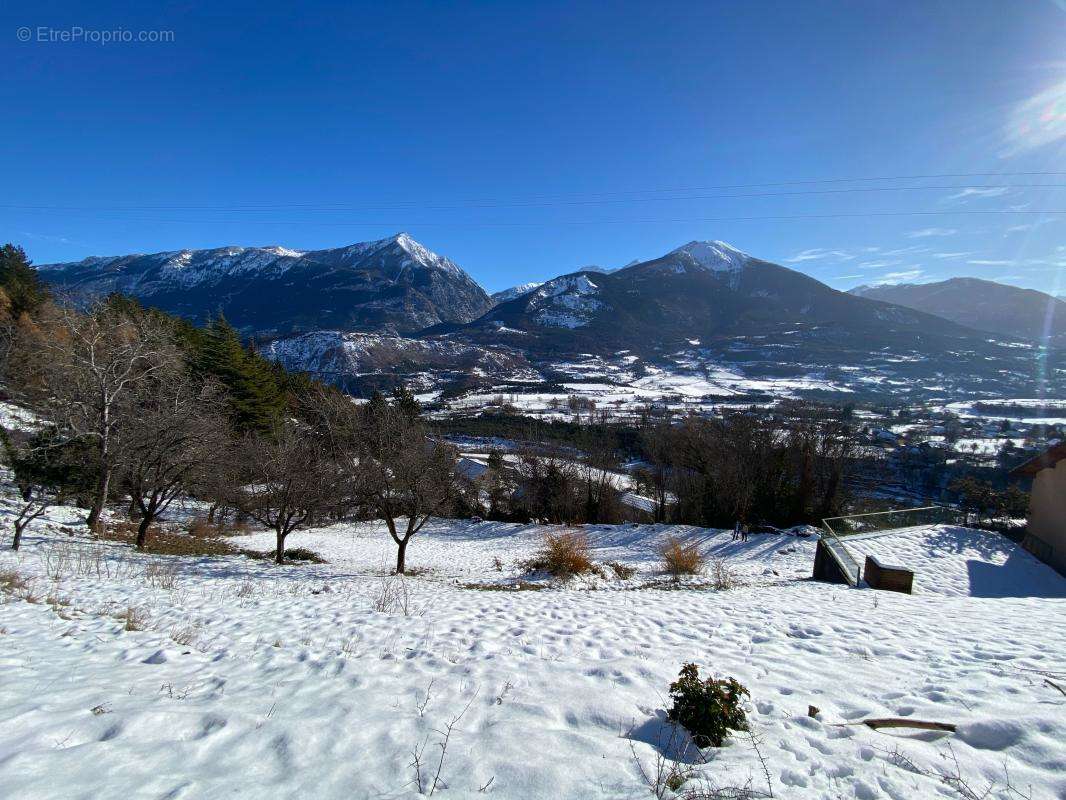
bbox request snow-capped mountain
[38,233,493,336]
[490,281,544,304]
[446,239,1062,402]
[36,235,1065,403]
[464,239,947,346]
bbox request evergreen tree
[193,316,284,434]
[0,244,49,317]
[392,384,421,419]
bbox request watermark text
[17,26,175,44]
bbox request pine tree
[0,244,50,317]
[392,384,421,419]
[193,316,283,434]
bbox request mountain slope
[849,278,1066,346]
[462,240,979,353]
[37,233,492,336]
[441,240,1059,401]
[490,282,544,304]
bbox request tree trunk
[135,514,152,550]
[395,537,409,575]
[12,522,25,551]
[275,528,286,564]
[86,467,111,530]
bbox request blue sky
[2,0,1064,294]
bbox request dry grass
[525,530,596,578]
[372,575,424,616]
[660,537,704,578]
[0,568,30,594]
[188,517,252,538]
[144,561,179,589]
[458,581,548,592]
[709,559,737,590]
[121,605,150,631]
[606,560,636,580]
[170,623,201,647]
[94,520,237,557]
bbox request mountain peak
[669,240,751,272]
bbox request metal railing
[822,505,960,539]
[819,525,862,586]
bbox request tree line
[0,243,465,572]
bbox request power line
[3,172,1066,213]
[10,209,1064,228]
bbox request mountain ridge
[38,233,493,336]
[849,277,1066,347]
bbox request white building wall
[1027,459,1066,574]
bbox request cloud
[967,259,1015,266]
[906,227,957,238]
[834,274,863,280]
[1004,219,1052,234]
[857,260,900,269]
[932,252,973,259]
[1002,78,1066,155]
[879,245,929,257]
[783,248,855,263]
[872,268,924,285]
[941,187,1010,203]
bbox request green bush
[666,663,749,747]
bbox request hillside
[37,233,493,336]
[850,278,1066,347]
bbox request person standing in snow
[732,520,740,541]
[741,522,750,542]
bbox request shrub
[0,568,29,593]
[526,530,595,578]
[606,560,636,580]
[666,663,749,747]
[709,558,736,590]
[121,605,150,632]
[275,547,325,564]
[660,537,703,577]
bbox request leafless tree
[579,437,623,524]
[0,427,81,550]
[356,396,460,574]
[41,303,177,528]
[116,374,230,548]
[513,446,582,524]
[236,418,338,564]
[2,431,53,550]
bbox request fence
[822,505,961,539]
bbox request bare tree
[513,446,582,524]
[42,303,177,528]
[116,374,230,549]
[357,394,460,574]
[236,419,338,564]
[1,427,88,550]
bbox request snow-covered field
[2,503,1065,799]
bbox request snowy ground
[1,502,1065,799]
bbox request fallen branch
[1044,678,1066,698]
[840,717,956,733]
